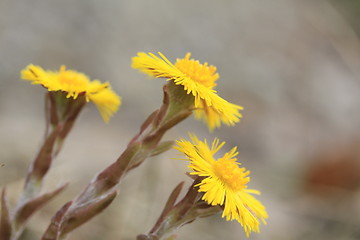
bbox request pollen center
[58,65,88,88]
[213,158,250,191]
[175,53,219,89]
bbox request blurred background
[1,0,360,239]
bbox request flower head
[132,52,243,131]
[21,65,121,122]
[174,134,268,236]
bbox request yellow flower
[21,65,121,123]
[132,52,243,131]
[174,134,268,237]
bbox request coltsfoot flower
[174,134,268,236]
[132,52,243,131]
[21,65,121,122]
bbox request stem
[10,92,86,240]
[140,178,222,240]
[74,83,194,203]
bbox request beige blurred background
[1,0,360,239]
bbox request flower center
[58,65,89,88]
[213,158,250,191]
[175,53,219,89]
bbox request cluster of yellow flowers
[132,52,267,236]
[21,52,267,237]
